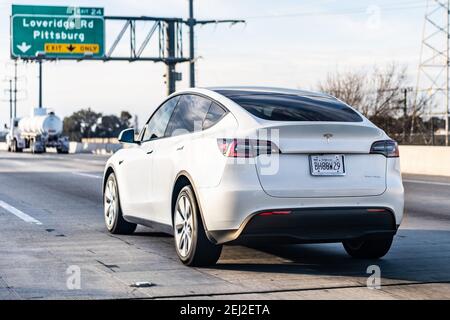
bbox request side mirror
[118,128,137,144]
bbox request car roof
[207,86,336,99]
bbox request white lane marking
[8,161,27,167]
[403,179,450,187]
[0,200,43,225]
[72,172,102,179]
[42,156,107,165]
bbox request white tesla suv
[103,87,404,266]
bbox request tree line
[317,63,445,145]
[63,108,133,142]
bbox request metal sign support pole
[166,21,176,95]
[188,0,195,88]
[38,59,42,109]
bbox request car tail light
[259,210,291,216]
[217,139,280,158]
[370,140,399,158]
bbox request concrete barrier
[399,145,450,177]
[1,142,449,176]
[0,141,124,154]
[68,142,123,155]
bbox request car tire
[104,172,137,235]
[12,140,23,153]
[173,185,222,266]
[343,237,393,259]
[30,141,36,154]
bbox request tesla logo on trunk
[323,133,333,143]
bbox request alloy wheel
[174,194,194,258]
[104,177,117,230]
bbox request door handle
[147,150,153,154]
[176,146,184,151]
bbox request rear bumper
[209,207,397,245]
[196,159,404,244]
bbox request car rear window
[216,90,362,122]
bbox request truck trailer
[6,108,69,154]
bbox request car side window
[203,102,227,130]
[142,96,180,142]
[165,94,212,137]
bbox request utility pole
[3,61,24,125]
[401,87,413,143]
[188,0,195,87]
[403,88,408,143]
[416,0,450,145]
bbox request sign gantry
[10,3,244,95]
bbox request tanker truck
[6,108,69,154]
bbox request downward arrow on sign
[17,42,31,53]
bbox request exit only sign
[11,5,105,59]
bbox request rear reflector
[259,210,291,216]
[367,209,386,212]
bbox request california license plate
[309,154,345,176]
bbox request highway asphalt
[0,151,450,299]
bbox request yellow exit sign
[45,43,100,54]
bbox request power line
[242,1,430,20]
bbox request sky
[0,0,430,127]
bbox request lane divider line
[72,172,102,179]
[0,200,43,225]
[403,179,450,187]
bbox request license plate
[309,154,345,176]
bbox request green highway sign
[11,5,104,59]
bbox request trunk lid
[255,123,387,198]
